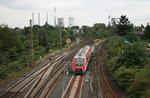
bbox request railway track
[0,52,68,98]
[25,54,75,98]
[98,41,118,98]
[62,75,84,98]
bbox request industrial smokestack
[54,7,56,27]
[32,12,34,26]
[38,12,40,25]
[46,12,48,24]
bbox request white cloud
[0,0,83,10]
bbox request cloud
[0,0,83,10]
[0,0,150,27]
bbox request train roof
[75,45,90,58]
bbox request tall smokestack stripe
[38,12,40,25]
[32,12,34,26]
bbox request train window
[74,58,85,66]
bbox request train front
[72,56,86,74]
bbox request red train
[72,45,93,74]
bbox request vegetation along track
[62,75,84,98]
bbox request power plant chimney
[46,12,48,24]
[54,7,56,27]
[32,12,34,25]
[38,12,40,25]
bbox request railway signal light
[66,39,71,50]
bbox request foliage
[0,61,23,80]
[6,48,18,62]
[117,40,148,68]
[125,32,139,42]
[81,23,111,39]
[71,25,79,30]
[106,35,149,98]
[143,24,150,42]
[106,36,125,59]
[116,15,133,36]
[128,68,150,98]
[113,66,135,90]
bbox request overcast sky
[0,0,150,28]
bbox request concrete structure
[68,17,74,27]
[58,18,64,27]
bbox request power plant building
[58,18,64,27]
[68,17,75,27]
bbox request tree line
[0,24,76,80]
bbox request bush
[0,61,23,80]
[113,66,135,90]
[20,55,31,64]
[128,68,150,97]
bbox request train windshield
[75,58,84,66]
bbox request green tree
[0,25,15,51]
[71,25,79,30]
[128,68,150,98]
[144,23,150,42]
[34,46,45,55]
[0,40,3,65]
[114,66,135,90]
[6,48,18,62]
[125,32,139,42]
[41,33,48,48]
[93,23,106,32]
[117,15,133,36]
[117,41,148,68]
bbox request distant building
[133,26,144,37]
[58,18,64,27]
[42,22,50,29]
[68,17,75,27]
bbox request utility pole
[59,22,64,96]
[108,15,120,59]
[30,20,34,66]
[60,22,62,50]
